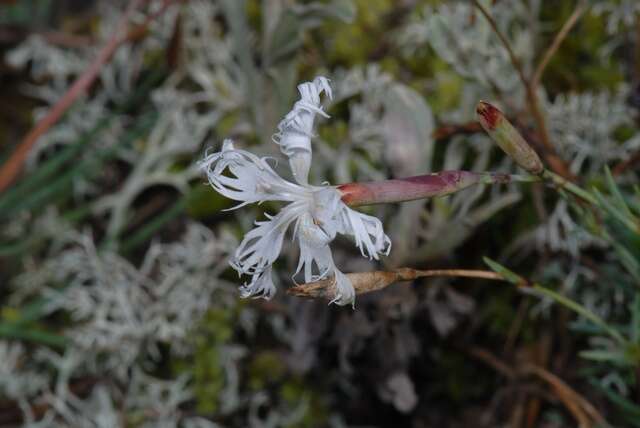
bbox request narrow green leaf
[593,188,639,234]
[1,112,158,218]
[590,380,640,426]
[604,166,632,216]
[483,257,525,285]
[632,295,640,344]
[0,69,166,214]
[0,322,67,349]
[609,239,640,283]
[120,196,187,254]
[534,285,627,345]
[579,349,630,366]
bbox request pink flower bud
[337,171,510,207]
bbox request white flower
[199,77,391,306]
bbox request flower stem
[542,170,597,205]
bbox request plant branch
[432,122,483,141]
[531,0,588,89]
[472,0,575,180]
[522,364,607,427]
[471,347,607,428]
[472,0,529,89]
[0,0,178,193]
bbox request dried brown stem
[472,0,575,180]
[0,0,178,192]
[469,347,517,380]
[0,28,94,48]
[470,348,608,428]
[287,267,510,299]
[612,150,640,176]
[432,122,483,141]
[529,366,589,427]
[522,364,607,428]
[472,0,529,90]
[531,0,587,89]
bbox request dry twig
[432,122,483,141]
[0,0,179,192]
[522,364,607,428]
[470,347,608,428]
[288,267,513,299]
[472,0,580,180]
[531,0,588,89]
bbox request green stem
[542,169,598,205]
[480,173,542,184]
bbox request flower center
[299,213,332,247]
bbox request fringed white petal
[294,210,355,307]
[199,77,394,308]
[198,139,306,207]
[231,201,305,276]
[273,77,333,185]
[329,268,356,308]
[239,267,276,300]
[309,187,342,241]
[338,203,392,260]
[294,213,335,282]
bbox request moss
[245,354,329,427]
[614,125,637,144]
[215,110,242,138]
[280,376,329,428]
[173,308,236,415]
[186,184,234,219]
[483,290,519,337]
[431,351,492,403]
[246,0,262,34]
[428,62,464,114]
[318,0,393,65]
[1,307,21,323]
[248,350,287,390]
[317,120,349,150]
[541,7,624,93]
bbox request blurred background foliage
[0,0,639,427]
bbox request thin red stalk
[0,0,178,192]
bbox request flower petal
[240,267,276,300]
[338,203,392,260]
[293,211,355,307]
[273,77,333,185]
[329,268,356,307]
[198,139,306,207]
[294,213,335,283]
[309,187,342,240]
[232,201,305,276]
